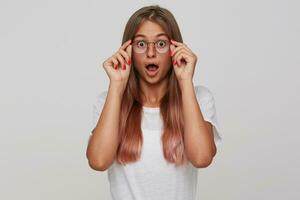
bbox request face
[132,20,172,85]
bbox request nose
[146,43,156,58]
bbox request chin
[145,72,170,85]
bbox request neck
[139,78,168,107]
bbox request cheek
[162,55,172,66]
[132,53,143,67]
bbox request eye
[136,40,146,48]
[157,40,167,48]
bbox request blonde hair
[117,5,188,166]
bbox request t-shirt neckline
[142,106,160,113]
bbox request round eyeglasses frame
[132,39,170,54]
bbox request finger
[171,39,193,52]
[185,45,193,53]
[170,39,195,55]
[171,46,193,57]
[103,56,113,68]
[102,60,114,74]
[170,44,176,56]
[125,44,132,64]
[118,48,130,64]
[110,56,119,69]
[115,52,126,70]
[174,51,192,67]
[171,46,183,56]
[173,49,192,65]
[120,39,132,51]
[170,39,184,47]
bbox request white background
[0,0,299,199]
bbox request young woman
[86,5,222,200]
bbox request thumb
[170,44,178,67]
[170,44,175,53]
[126,44,132,60]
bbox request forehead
[134,20,169,39]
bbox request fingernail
[127,59,131,65]
[122,63,125,70]
[114,63,118,69]
[173,60,176,65]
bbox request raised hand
[102,39,132,86]
[170,39,197,83]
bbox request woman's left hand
[170,39,197,83]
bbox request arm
[180,81,217,168]
[86,82,125,171]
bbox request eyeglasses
[132,39,170,54]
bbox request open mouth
[145,64,159,77]
[146,64,159,71]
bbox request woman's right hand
[102,39,132,86]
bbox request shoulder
[95,86,213,104]
[97,90,108,101]
[94,90,108,107]
[193,84,214,102]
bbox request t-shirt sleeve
[195,85,222,147]
[90,91,108,135]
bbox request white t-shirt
[89,85,222,200]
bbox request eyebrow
[134,33,169,39]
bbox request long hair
[116,5,188,166]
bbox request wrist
[178,79,193,91]
[109,81,126,98]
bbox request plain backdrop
[0,0,299,199]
